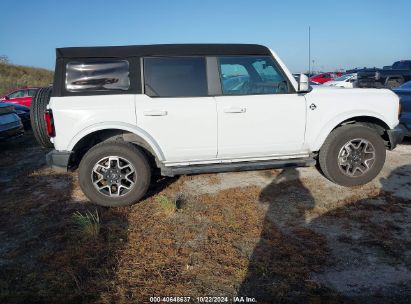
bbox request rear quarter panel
[49,95,136,150]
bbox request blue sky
[0,0,410,73]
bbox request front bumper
[46,150,73,172]
[386,124,407,150]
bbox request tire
[385,78,403,89]
[319,124,386,186]
[79,141,151,207]
[30,86,53,148]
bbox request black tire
[30,86,53,148]
[319,124,386,186]
[79,141,151,207]
[385,78,403,89]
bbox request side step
[161,158,316,177]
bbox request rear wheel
[319,125,386,186]
[30,86,53,148]
[79,142,151,207]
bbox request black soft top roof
[56,44,271,58]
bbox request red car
[310,72,343,84]
[0,87,39,107]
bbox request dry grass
[0,133,410,303]
[0,62,53,95]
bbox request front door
[214,55,307,159]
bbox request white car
[323,73,357,88]
[30,44,405,206]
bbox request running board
[161,158,316,177]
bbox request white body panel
[134,95,217,162]
[304,86,399,151]
[215,94,306,158]
[50,95,136,150]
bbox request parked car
[11,103,31,129]
[357,60,411,89]
[393,81,411,137]
[30,43,405,207]
[310,72,343,84]
[0,102,24,140]
[0,87,39,107]
[346,67,378,74]
[293,74,320,86]
[323,73,357,88]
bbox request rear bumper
[387,124,407,150]
[46,150,73,172]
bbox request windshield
[397,81,411,90]
[333,74,353,81]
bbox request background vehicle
[0,102,24,140]
[12,103,30,129]
[0,87,39,107]
[323,73,357,88]
[293,74,320,86]
[393,81,411,137]
[357,60,411,89]
[310,72,343,84]
[30,44,404,207]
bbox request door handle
[143,110,168,116]
[224,107,247,113]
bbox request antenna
[308,26,311,76]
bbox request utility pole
[308,26,311,76]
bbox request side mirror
[4,95,9,100]
[298,73,310,92]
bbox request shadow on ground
[239,167,411,303]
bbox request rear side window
[65,60,130,92]
[143,57,207,97]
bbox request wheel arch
[68,123,165,167]
[312,114,392,152]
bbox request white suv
[30,44,405,206]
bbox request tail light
[44,109,55,137]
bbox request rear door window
[65,59,130,92]
[143,57,208,97]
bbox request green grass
[0,62,53,95]
[155,195,177,216]
[71,209,101,240]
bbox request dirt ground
[0,132,410,303]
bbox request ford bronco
[30,44,405,206]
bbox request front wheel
[319,125,386,186]
[79,142,151,207]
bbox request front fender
[309,110,392,152]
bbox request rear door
[135,56,217,163]
[214,55,306,159]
